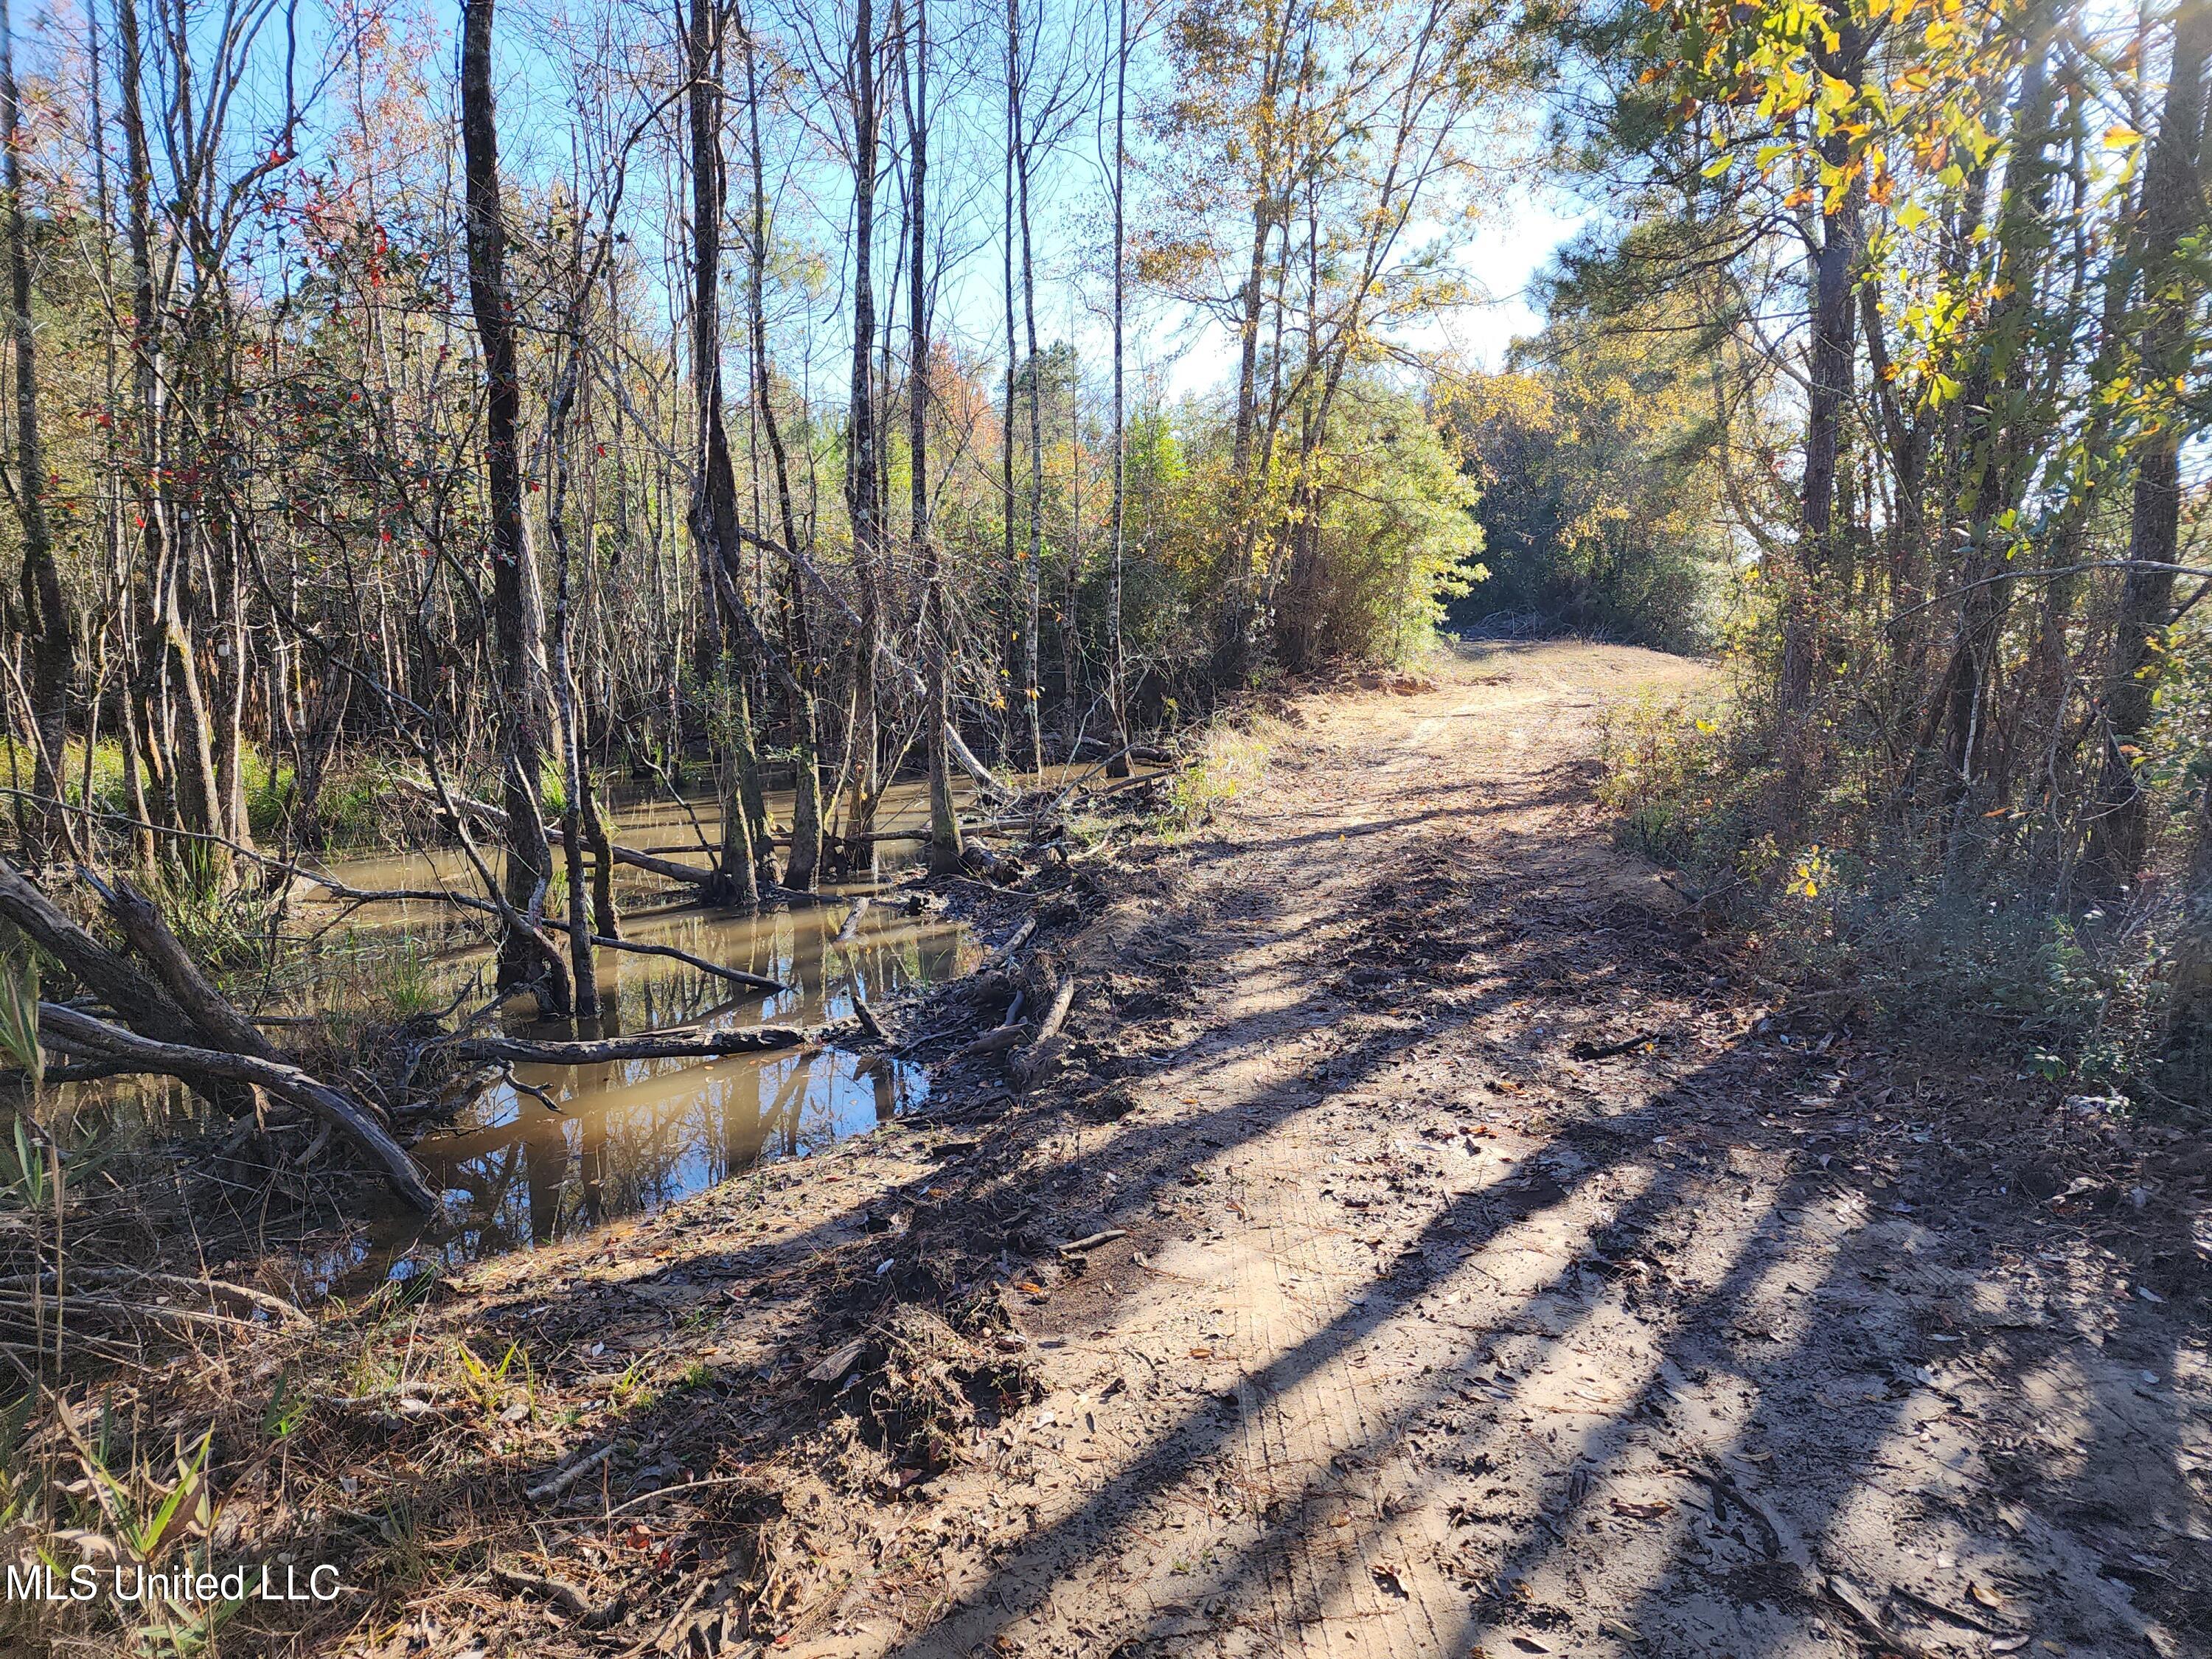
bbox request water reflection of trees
[410,901,951,1256]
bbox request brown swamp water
[34,770,1074,1291]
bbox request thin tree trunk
[688,0,768,905]
[905,0,962,873]
[842,0,883,852]
[1001,0,1023,764]
[1015,32,1044,774]
[1105,0,1131,778]
[459,0,571,1011]
[0,0,72,863]
[1785,35,1863,714]
[738,13,821,890]
[2084,0,2212,894]
[1214,0,1291,684]
[1930,40,2062,835]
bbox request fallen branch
[1010,976,1077,1093]
[37,1003,441,1212]
[770,817,1039,846]
[1089,767,1178,798]
[282,868,785,993]
[582,933,784,992]
[527,1442,612,1502]
[953,1024,1029,1060]
[944,722,1015,804]
[975,918,1036,975]
[451,1027,808,1066]
[804,1338,869,1385]
[81,871,283,1062]
[0,859,200,1046]
[1026,976,1077,1047]
[1569,1029,1676,1062]
[1057,1228,1128,1256]
[48,1268,310,1328]
[397,776,717,890]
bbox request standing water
[43,780,984,1290]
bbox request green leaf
[1701,153,1735,178]
[137,1431,213,1560]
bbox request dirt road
[819,641,2208,1659]
[335,641,2206,1659]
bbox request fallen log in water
[82,870,285,1062]
[37,1004,442,1213]
[395,776,719,889]
[0,860,201,1046]
[395,773,1040,889]
[576,933,784,992]
[0,855,445,1208]
[448,1026,808,1065]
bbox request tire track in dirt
[830,641,2206,1659]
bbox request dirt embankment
[21,641,2206,1659]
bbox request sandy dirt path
[821,641,2209,1659]
[333,641,2206,1659]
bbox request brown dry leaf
[1609,1498,1672,1520]
[1015,1282,1046,1295]
[1371,1563,1406,1597]
[1967,1582,2004,1611]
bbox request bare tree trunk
[1929,39,2061,840]
[688,0,768,905]
[1785,34,1863,715]
[905,0,962,873]
[735,14,821,891]
[547,334,600,1017]
[1214,0,1290,684]
[0,0,73,863]
[842,0,883,852]
[2084,0,2212,894]
[1105,0,1131,779]
[1001,0,1024,762]
[459,0,570,1012]
[115,0,177,873]
[1015,40,1045,774]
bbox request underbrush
[1151,708,1284,838]
[0,738,426,853]
[1601,693,2208,1116]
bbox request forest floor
[161,640,2211,1659]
